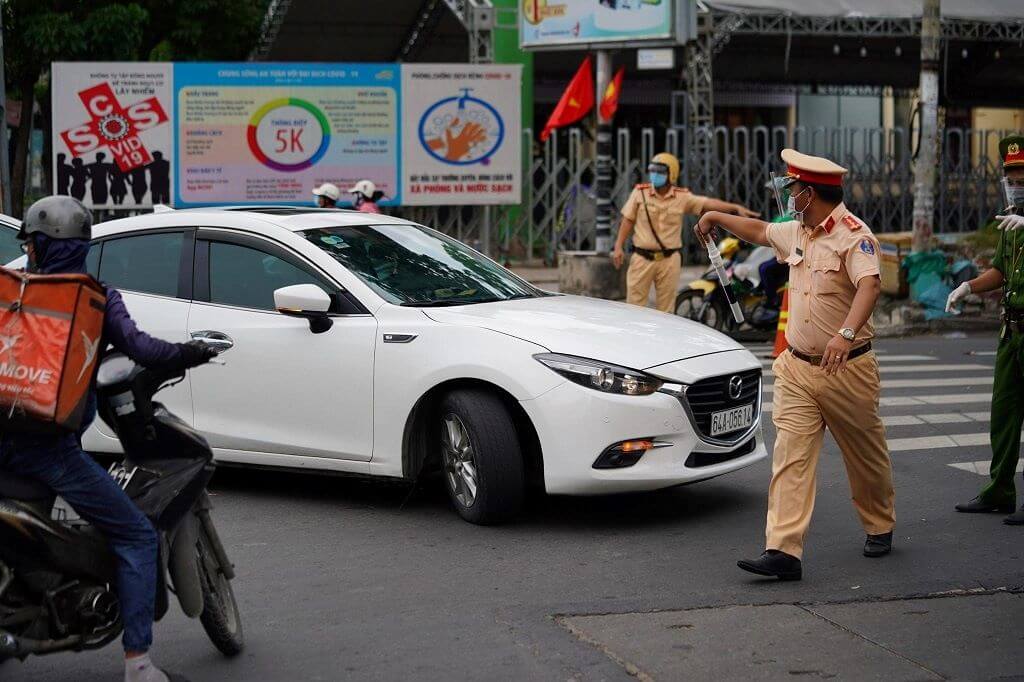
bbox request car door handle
[190,330,234,351]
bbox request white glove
[945,281,972,314]
[996,214,1024,231]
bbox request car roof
[94,206,417,237]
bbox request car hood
[422,294,744,369]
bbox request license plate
[710,404,754,436]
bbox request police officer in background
[949,135,1024,524]
[694,149,896,581]
[612,152,759,313]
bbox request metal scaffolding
[442,0,496,63]
[707,8,1024,42]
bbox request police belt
[633,247,680,261]
[1002,309,1024,334]
[789,342,872,366]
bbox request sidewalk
[560,589,1023,680]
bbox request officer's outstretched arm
[966,266,1005,295]
[695,211,770,247]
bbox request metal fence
[407,125,1014,264]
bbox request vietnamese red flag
[540,56,594,141]
[599,67,625,122]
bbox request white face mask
[787,187,810,223]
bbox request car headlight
[534,353,663,396]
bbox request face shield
[647,162,671,188]
[769,171,796,219]
[1001,176,1024,213]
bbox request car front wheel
[439,390,525,525]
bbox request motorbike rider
[0,196,216,682]
[348,179,383,214]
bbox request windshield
[302,223,545,306]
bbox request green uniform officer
[949,134,1024,524]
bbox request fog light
[593,439,661,469]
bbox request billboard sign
[53,63,173,209]
[520,0,674,49]
[173,63,400,207]
[52,62,523,208]
[401,64,521,205]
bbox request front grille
[685,438,757,468]
[683,368,761,441]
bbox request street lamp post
[0,8,12,215]
[912,0,940,253]
[594,49,613,254]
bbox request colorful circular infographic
[247,98,330,172]
[418,89,504,167]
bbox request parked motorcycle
[675,237,785,332]
[0,354,243,663]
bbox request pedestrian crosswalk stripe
[883,415,924,426]
[760,393,991,412]
[759,354,936,366]
[865,413,991,427]
[887,431,1011,452]
[765,364,992,375]
[761,376,993,393]
[949,460,1023,475]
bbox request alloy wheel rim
[441,414,479,508]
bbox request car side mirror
[274,284,334,334]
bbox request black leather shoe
[1003,505,1024,525]
[863,531,893,557]
[955,496,1015,514]
[737,550,802,581]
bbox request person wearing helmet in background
[312,182,341,208]
[348,180,384,214]
[612,152,759,313]
[0,196,217,682]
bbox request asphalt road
[7,333,1023,681]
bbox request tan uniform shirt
[621,184,707,250]
[766,203,881,355]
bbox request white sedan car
[74,207,765,523]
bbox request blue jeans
[0,432,157,653]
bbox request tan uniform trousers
[767,349,896,559]
[626,252,681,313]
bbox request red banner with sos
[59,83,169,172]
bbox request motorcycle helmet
[718,237,741,260]
[20,195,92,241]
[650,152,680,186]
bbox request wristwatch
[839,327,856,342]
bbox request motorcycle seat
[0,471,55,502]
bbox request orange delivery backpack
[0,267,106,433]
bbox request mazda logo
[728,375,743,400]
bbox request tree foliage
[2,0,268,213]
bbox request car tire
[438,390,525,525]
[675,289,728,331]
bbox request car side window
[0,225,22,265]
[97,232,183,297]
[85,242,101,278]
[208,241,328,312]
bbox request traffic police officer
[950,135,1024,524]
[694,149,896,580]
[612,152,758,313]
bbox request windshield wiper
[401,297,501,307]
